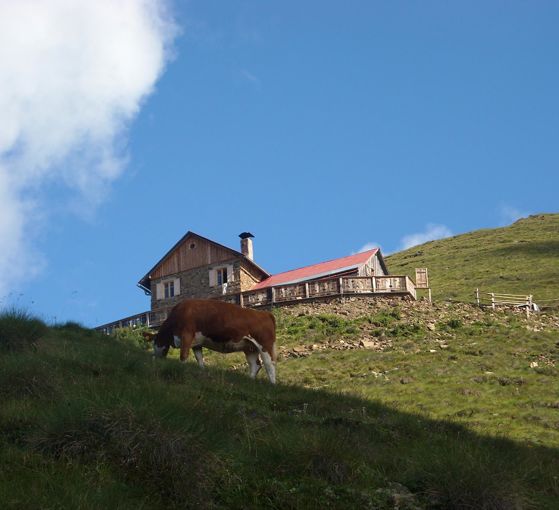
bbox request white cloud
[353,242,382,255]
[499,204,528,225]
[0,1,177,296]
[400,224,453,250]
[240,68,261,88]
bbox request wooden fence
[475,289,535,316]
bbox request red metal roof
[251,249,379,290]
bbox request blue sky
[0,1,557,326]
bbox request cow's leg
[245,351,262,378]
[179,331,194,363]
[193,347,205,368]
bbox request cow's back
[169,299,275,345]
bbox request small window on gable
[216,267,228,286]
[189,243,196,249]
[164,280,175,298]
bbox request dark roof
[137,231,270,293]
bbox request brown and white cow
[152,299,277,384]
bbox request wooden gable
[138,232,270,293]
[150,233,237,280]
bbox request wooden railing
[239,274,416,309]
[95,311,152,334]
[120,275,418,329]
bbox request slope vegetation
[386,213,559,304]
[1,306,558,509]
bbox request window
[216,267,228,286]
[164,280,175,298]
[157,278,180,300]
[209,265,233,287]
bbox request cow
[152,299,277,384]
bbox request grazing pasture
[1,302,558,509]
[386,213,559,304]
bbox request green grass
[3,215,558,507]
[281,324,559,445]
[0,308,48,352]
[386,213,559,304]
[2,305,557,508]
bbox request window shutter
[209,269,217,287]
[156,283,163,300]
[174,278,181,296]
[227,264,234,282]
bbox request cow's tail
[245,335,264,354]
[245,335,276,384]
[246,334,276,362]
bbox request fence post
[476,288,480,306]
[491,293,495,310]
[526,294,532,318]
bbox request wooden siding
[356,253,386,277]
[373,254,386,275]
[150,235,238,280]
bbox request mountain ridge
[386,213,559,304]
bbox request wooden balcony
[95,311,152,334]
[114,275,417,330]
[239,275,416,308]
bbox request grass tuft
[52,320,89,333]
[0,308,48,351]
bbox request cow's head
[152,330,171,358]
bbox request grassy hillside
[2,305,558,509]
[386,213,559,304]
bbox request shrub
[0,308,48,352]
[369,310,400,327]
[446,318,463,329]
[113,326,153,351]
[388,323,422,337]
